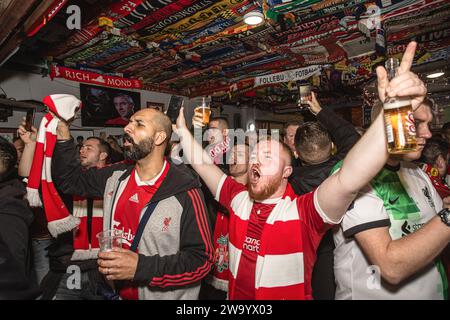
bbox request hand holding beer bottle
[376,42,427,154]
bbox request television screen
[80,84,141,127]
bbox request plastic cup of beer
[97,229,123,252]
[299,85,312,105]
[194,97,211,126]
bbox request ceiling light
[426,71,445,79]
[244,11,264,25]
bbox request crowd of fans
[0,42,449,300]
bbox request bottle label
[385,118,394,143]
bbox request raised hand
[376,42,427,110]
[306,92,322,115]
[17,117,37,144]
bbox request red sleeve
[215,174,247,210]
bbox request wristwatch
[437,208,450,227]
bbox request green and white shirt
[333,161,448,300]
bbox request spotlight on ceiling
[243,10,264,26]
[426,71,445,79]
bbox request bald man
[52,108,213,300]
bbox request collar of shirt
[134,160,167,186]
[254,196,282,204]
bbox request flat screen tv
[80,84,141,127]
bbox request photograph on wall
[80,84,141,127]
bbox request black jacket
[289,108,360,194]
[0,178,40,299]
[289,107,360,300]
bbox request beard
[123,133,155,161]
[248,175,282,201]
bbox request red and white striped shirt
[215,174,334,300]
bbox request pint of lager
[383,58,417,154]
[194,97,211,126]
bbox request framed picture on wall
[80,84,141,127]
[146,102,165,112]
[0,128,17,143]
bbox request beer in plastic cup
[194,97,211,126]
[97,229,123,252]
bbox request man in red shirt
[53,108,212,299]
[175,42,427,299]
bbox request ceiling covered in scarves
[5,0,450,109]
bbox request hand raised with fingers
[17,117,37,144]
[306,92,322,115]
[376,42,427,111]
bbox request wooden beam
[23,0,62,35]
[0,0,37,46]
[0,30,22,65]
[0,0,61,66]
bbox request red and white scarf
[208,136,231,165]
[27,94,82,238]
[70,196,104,261]
[421,163,450,199]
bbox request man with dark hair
[0,136,40,299]
[82,137,111,166]
[421,137,450,198]
[289,92,360,300]
[290,93,359,194]
[51,107,212,300]
[283,121,302,158]
[206,117,231,166]
[294,122,333,165]
[422,138,449,172]
[17,125,113,299]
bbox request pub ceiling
[1,0,450,111]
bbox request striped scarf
[26,94,82,238]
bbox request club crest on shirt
[162,217,172,232]
[214,235,229,273]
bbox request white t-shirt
[333,162,447,300]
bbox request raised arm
[317,42,426,222]
[52,120,128,198]
[17,121,37,177]
[308,93,360,159]
[175,107,225,196]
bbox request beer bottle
[383,57,417,154]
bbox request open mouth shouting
[123,134,134,147]
[250,165,261,184]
